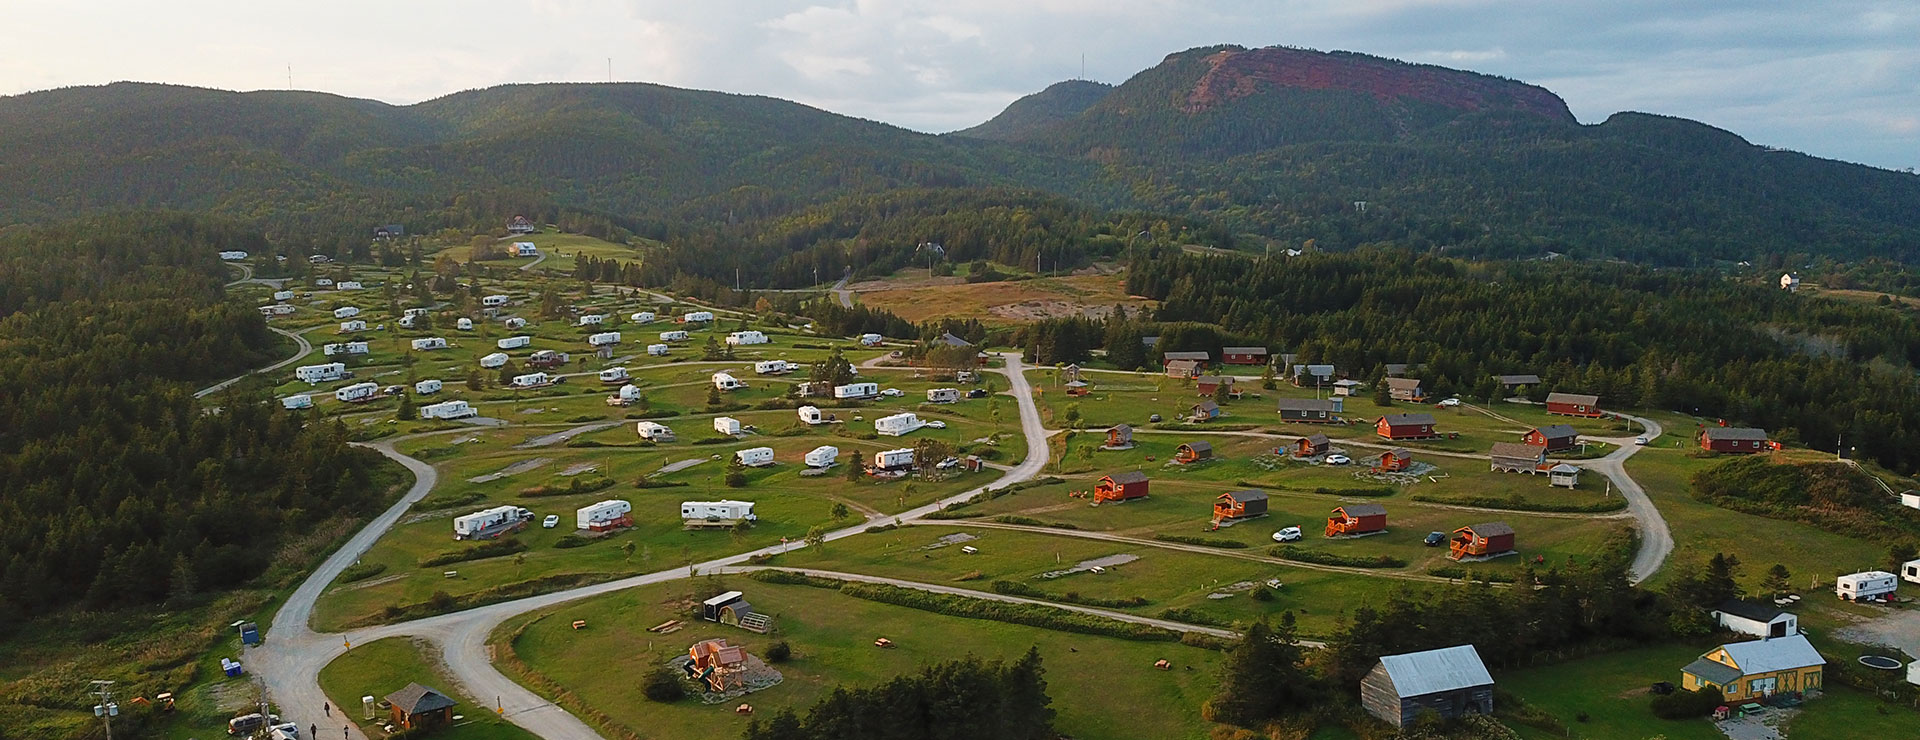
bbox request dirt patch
[1036,553,1138,579]
[860,274,1152,324]
[989,299,1116,321]
[559,463,599,477]
[469,457,552,483]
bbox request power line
[89,680,118,740]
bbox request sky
[4,1,1916,170]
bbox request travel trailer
[735,447,775,467]
[635,421,675,441]
[420,400,476,420]
[497,335,532,350]
[804,445,840,468]
[479,352,509,369]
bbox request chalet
[1277,397,1338,423]
[1495,374,1541,389]
[1376,413,1438,440]
[1104,424,1134,449]
[1326,503,1388,537]
[1295,433,1330,457]
[1195,375,1236,396]
[1094,471,1150,503]
[1212,489,1268,521]
[1545,392,1602,418]
[385,683,456,732]
[1190,400,1222,422]
[513,241,539,257]
[1701,426,1771,453]
[1221,346,1268,365]
[1292,364,1336,387]
[1489,442,1549,473]
[1447,522,1516,560]
[1175,441,1213,464]
[1712,601,1799,639]
[1165,359,1204,379]
[1548,464,1582,488]
[1681,635,1824,702]
[1361,645,1494,729]
[1524,424,1580,452]
[507,215,536,234]
[1331,378,1364,396]
[1163,350,1210,369]
[1374,448,1413,473]
[1384,377,1427,402]
[1780,273,1800,292]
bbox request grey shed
[1361,644,1495,728]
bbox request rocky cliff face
[1181,46,1574,123]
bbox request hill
[951,79,1113,141]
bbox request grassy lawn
[318,637,536,740]
[494,578,1224,740]
[855,269,1151,325]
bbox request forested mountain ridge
[950,79,1113,141]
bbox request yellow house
[1681,635,1825,702]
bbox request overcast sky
[5,1,1916,170]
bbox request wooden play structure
[1373,448,1412,472]
[1447,522,1517,561]
[1295,434,1330,457]
[1094,471,1151,503]
[686,639,752,692]
[1175,441,1214,464]
[1212,490,1269,524]
[1326,503,1388,537]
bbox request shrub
[419,538,526,567]
[1157,608,1232,627]
[987,580,1149,608]
[634,476,688,489]
[1269,545,1405,568]
[1154,534,1248,549]
[748,570,846,589]
[764,641,792,663]
[552,535,593,549]
[725,470,748,488]
[692,436,733,445]
[565,414,608,423]
[1409,493,1625,513]
[1650,687,1725,719]
[339,562,388,583]
[642,665,686,702]
[1425,565,1518,583]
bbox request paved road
[519,251,548,272]
[195,326,313,398]
[831,276,853,308]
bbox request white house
[712,372,746,391]
[482,295,511,307]
[218,250,249,260]
[510,372,551,389]
[498,335,532,350]
[420,400,476,420]
[727,330,769,346]
[834,382,879,400]
[681,500,756,522]
[859,333,884,346]
[577,314,607,326]
[629,311,656,323]
[646,343,670,356]
[1901,490,1920,510]
[411,337,449,351]
[798,405,824,425]
[875,412,925,436]
[456,317,474,330]
[1781,273,1800,292]
[414,379,443,395]
[1711,600,1799,639]
[659,330,689,342]
[1837,571,1898,601]
[513,242,540,257]
[598,367,629,383]
[339,320,367,333]
[1902,559,1920,586]
[682,311,714,323]
[635,421,675,441]
[755,360,794,375]
[336,281,363,290]
[873,448,914,471]
[714,416,743,436]
[804,445,839,468]
[296,363,348,383]
[480,352,509,369]
[280,394,313,410]
[576,500,632,531]
[616,383,643,401]
[332,306,360,319]
[272,290,294,301]
[926,388,960,403]
[334,382,381,403]
[735,447,775,467]
[503,317,527,329]
[588,331,621,347]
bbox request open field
[319,637,536,740]
[494,578,1224,740]
[857,269,1152,324]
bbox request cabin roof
[1105,471,1149,485]
[1703,426,1770,441]
[1163,351,1211,361]
[1304,433,1329,445]
[1222,489,1267,503]
[1384,377,1423,390]
[1377,645,1493,698]
[1546,392,1600,406]
[1497,374,1542,385]
[1381,413,1437,426]
[1716,634,1824,674]
[1489,442,1546,460]
[1182,441,1212,453]
[1714,600,1788,623]
[1222,346,1268,354]
[386,683,456,715]
[1534,424,1579,440]
[1278,398,1336,412]
[1337,503,1387,517]
[1461,522,1515,537]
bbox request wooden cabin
[1495,374,1541,389]
[1221,346,1269,365]
[1104,424,1133,449]
[1326,503,1388,537]
[1375,413,1438,440]
[1523,424,1579,453]
[1384,377,1427,402]
[1489,442,1549,473]
[1175,441,1214,464]
[1544,392,1602,418]
[1163,351,1210,369]
[1213,490,1268,521]
[1195,375,1235,396]
[1700,426,1772,453]
[1548,463,1581,488]
[385,683,456,731]
[1448,522,1516,560]
[1295,433,1330,457]
[1094,471,1151,503]
[1374,448,1412,473]
[1362,645,1495,729]
[1164,359,1203,379]
[1277,397,1339,423]
[1190,400,1221,421]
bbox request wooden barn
[1213,490,1268,521]
[1361,645,1495,728]
[1094,471,1151,502]
[1489,442,1549,473]
[1374,448,1413,472]
[1545,392,1602,418]
[1221,346,1269,365]
[1175,441,1214,464]
[1195,375,1236,396]
[1523,424,1579,453]
[1384,377,1427,402]
[1104,424,1134,449]
[1190,400,1222,421]
[1326,503,1388,537]
[1165,359,1203,379]
[385,683,456,731]
[1163,350,1210,368]
[1700,426,1772,453]
[1494,374,1541,390]
[1295,433,1330,457]
[1375,413,1438,440]
[1448,522,1516,560]
[1277,397,1339,423]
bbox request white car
[880,388,904,397]
[1325,454,1352,465]
[542,515,560,528]
[1271,526,1303,543]
[1634,437,1649,446]
[925,420,947,429]
[1437,398,1462,407]
[936,457,960,470]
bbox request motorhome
[510,372,553,389]
[410,337,448,351]
[333,382,381,403]
[834,382,879,400]
[926,387,960,403]
[875,412,926,436]
[599,367,629,383]
[755,360,794,375]
[636,421,675,441]
[804,445,840,468]
[414,379,443,394]
[480,352,509,369]
[420,400,476,420]
[296,363,347,383]
[630,311,656,323]
[727,330,769,345]
[659,330,689,342]
[497,335,533,350]
[735,447,775,467]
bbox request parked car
[1325,454,1352,465]
[1271,526,1303,543]
[1634,437,1649,446]
[881,388,904,397]
[925,420,947,429]
[936,457,960,470]
[542,515,560,528]
[1423,531,1447,547]
[967,389,989,399]
[1148,413,1163,423]
[1437,397,1462,407]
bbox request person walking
[310,724,318,739]
[323,702,331,716]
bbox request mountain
[951,79,1112,141]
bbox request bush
[725,470,748,488]
[990,514,1078,529]
[1425,565,1518,583]
[634,476,688,489]
[642,665,686,702]
[338,562,388,583]
[1154,534,1249,549]
[764,641,792,663]
[420,538,526,567]
[1410,493,1625,513]
[552,535,593,549]
[988,580,1149,608]
[692,436,733,445]
[566,414,608,423]
[748,570,846,589]
[1269,545,1405,568]
[1157,608,1233,627]
[1650,687,1725,719]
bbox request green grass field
[318,637,536,740]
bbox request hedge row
[419,538,526,567]
[1269,545,1405,568]
[1410,493,1626,513]
[1153,534,1248,549]
[987,580,1150,608]
[837,583,1179,642]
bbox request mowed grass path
[497,579,1223,740]
[318,637,536,740]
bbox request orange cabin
[1175,441,1214,464]
[1373,448,1412,472]
[1326,504,1388,537]
[1094,471,1150,502]
[1296,434,1330,457]
[1213,490,1269,521]
[1105,424,1134,448]
[1447,522,1516,560]
[1544,392,1603,418]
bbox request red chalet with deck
[1545,392,1602,418]
[1375,413,1438,440]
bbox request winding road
[195,326,314,398]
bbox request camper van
[337,281,363,290]
[281,394,313,410]
[727,330,769,345]
[420,400,476,420]
[735,447,775,467]
[630,311,656,324]
[859,333,883,346]
[510,372,552,389]
[681,500,757,522]
[577,314,607,326]
[497,335,532,350]
[338,320,367,333]
[834,382,880,400]
[659,330,689,342]
[576,500,633,532]
[480,352,509,369]
[804,445,840,468]
[1837,571,1899,601]
[682,311,714,323]
[588,331,621,347]
[456,317,474,330]
[875,412,925,436]
[647,343,670,356]
[616,383,643,401]
[712,372,746,391]
[333,382,380,403]
[272,290,295,301]
[798,405,824,425]
[714,417,743,436]
[926,388,960,403]
[332,306,360,319]
[755,360,794,375]
[873,448,915,471]
[482,294,511,307]
[296,363,347,383]
[636,421,675,441]
[410,337,448,351]
[453,505,533,540]
[414,379,443,395]
[504,317,527,329]
[599,367,629,383]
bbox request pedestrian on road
[311,724,317,739]
[324,702,330,716]
[345,726,350,740]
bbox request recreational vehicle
[453,505,532,540]
[873,448,915,471]
[455,317,473,330]
[527,350,568,368]
[1837,571,1899,601]
[598,367,629,383]
[504,317,527,330]
[273,290,294,301]
[875,412,926,436]
[410,337,448,351]
[497,335,532,350]
[798,406,824,424]
[295,363,347,383]
[636,421,675,441]
[510,372,552,389]
[588,331,621,347]
[420,400,476,420]
[414,379,443,394]
[681,500,757,522]
[339,320,367,333]
[647,343,670,356]
[859,333,883,346]
[577,314,606,326]
[659,330,689,342]
[755,360,794,375]
[479,352,509,369]
[714,417,743,435]
[712,372,746,391]
[926,388,960,403]
[630,311,656,323]
[576,500,633,532]
[735,447,775,467]
[280,394,313,410]
[332,306,360,319]
[482,295,511,307]
[834,382,879,400]
[804,445,840,468]
[333,382,380,403]
[727,330,769,345]
[682,311,714,323]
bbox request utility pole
[89,680,118,740]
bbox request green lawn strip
[317,637,536,740]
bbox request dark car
[1148,414,1163,423]
[967,389,989,399]
[1423,531,1447,547]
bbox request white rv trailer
[735,447,775,467]
[420,400,476,420]
[804,445,840,468]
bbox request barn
[1545,392,1602,418]
[1295,433,1330,457]
[1175,441,1213,464]
[1523,424,1580,452]
[1700,426,1772,453]
[1361,645,1495,728]
[1448,522,1516,560]
[1278,398,1339,423]
[1374,448,1412,473]
[1326,503,1388,537]
[1213,490,1268,521]
[1489,442,1549,473]
[1221,346,1269,365]
[1375,413,1438,440]
[1094,471,1150,503]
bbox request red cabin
[1375,413,1438,440]
[1221,346,1268,365]
[1213,490,1269,522]
[1195,375,1235,397]
[1295,434,1330,457]
[1522,424,1580,453]
[1094,471,1150,503]
[1448,522,1516,561]
[1325,504,1388,537]
[1544,392,1602,418]
[1373,448,1412,472]
[1699,426,1771,453]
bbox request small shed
[1326,503,1388,537]
[1374,448,1412,473]
[1448,522,1516,560]
[1213,490,1269,521]
[702,591,747,622]
[1331,378,1363,396]
[1712,600,1798,639]
[1105,424,1134,449]
[385,683,456,731]
[1548,463,1581,488]
[1175,441,1213,464]
[1489,442,1548,473]
[1524,424,1580,452]
[1361,645,1494,728]
[1295,433,1330,457]
[1545,392,1602,418]
[1094,471,1151,503]
[1190,400,1221,421]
